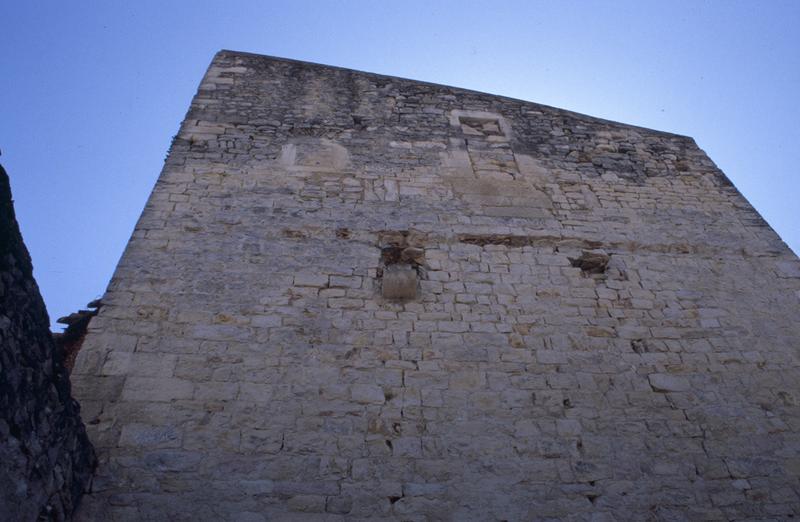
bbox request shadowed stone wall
[73,51,800,521]
[0,165,96,521]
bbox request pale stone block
[384,179,399,201]
[381,265,417,300]
[648,373,690,392]
[118,423,181,448]
[121,377,194,401]
[329,275,362,288]
[287,494,326,512]
[537,351,567,364]
[350,384,385,405]
[776,260,800,278]
[251,315,281,328]
[294,274,329,287]
[392,437,422,457]
[194,381,239,401]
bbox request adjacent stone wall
[0,164,96,521]
[73,51,800,520]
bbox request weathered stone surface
[568,250,610,274]
[381,264,418,300]
[0,164,96,520]
[72,51,800,520]
[52,303,99,373]
[648,373,691,392]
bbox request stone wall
[73,51,800,520]
[0,164,96,521]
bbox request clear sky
[2,1,798,329]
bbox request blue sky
[2,1,798,329]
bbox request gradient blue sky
[2,1,798,329]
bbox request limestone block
[118,423,181,448]
[325,495,353,514]
[381,264,417,300]
[287,494,326,512]
[776,260,800,278]
[279,138,349,171]
[294,273,329,287]
[648,373,691,393]
[251,314,282,328]
[351,384,385,405]
[121,377,195,401]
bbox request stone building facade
[72,51,800,520]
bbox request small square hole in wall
[459,117,505,137]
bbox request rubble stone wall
[0,165,96,521]
[73,51,800,521]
